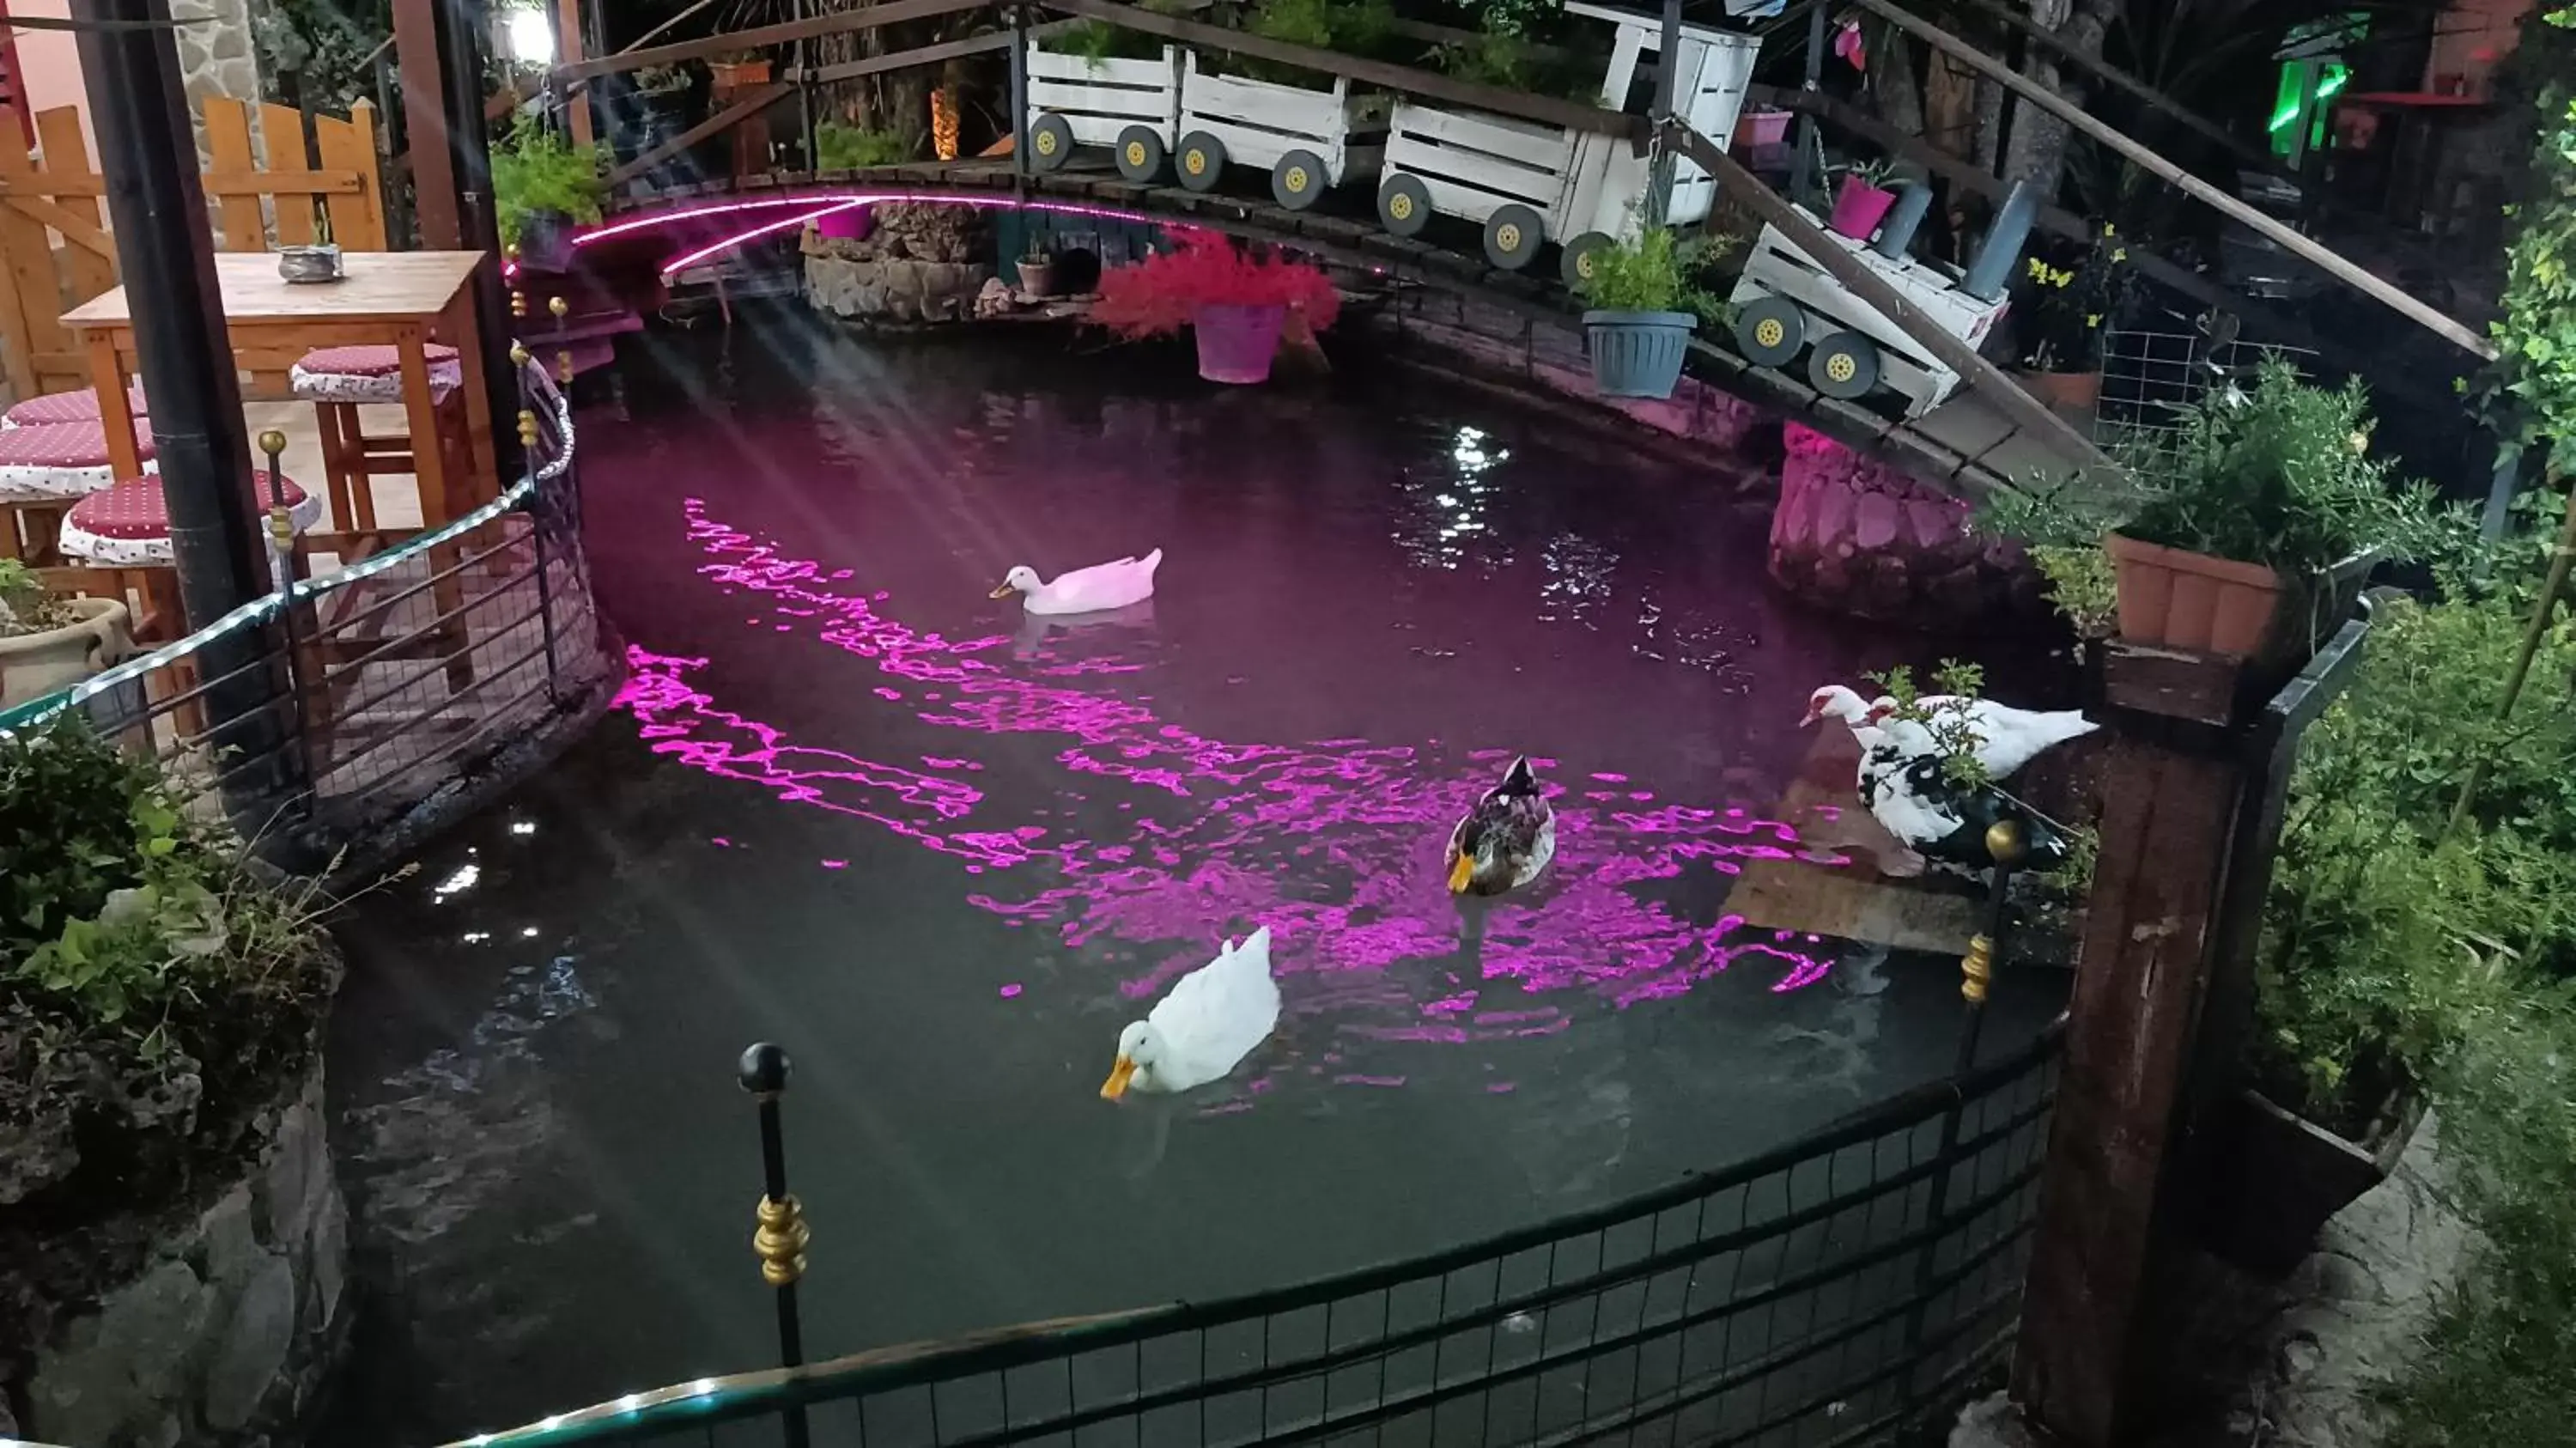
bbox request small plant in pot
[1018,242,1059,299]
[0,561,131,709]
[491,127,607,270]
[2014,227,2136,411]
[1825,155,1900,240]
[708,49,772,90]
[1984,359,2457,668]
[1571,226,1728,402]
[1091,228,1341,385]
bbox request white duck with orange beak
[992,549,1163,616]
[1100,926,1279,1100]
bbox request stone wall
[176,0,263,163]
[803,204,993,325]
[1768,423,2040,629]
[14,1064,349,1448]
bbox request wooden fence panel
[317,102,386,251]
[33,109,110,301]
[257,101,319,246]
[0,110,76,398]
[202,99,268,252]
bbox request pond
[322,313,2067,1442]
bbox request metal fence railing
[453,1018,2065,1448]
[2093,324,2318,454]
[0,351,608,865]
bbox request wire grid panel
[500,1031,2064,1448]
[2093,328,2319,451]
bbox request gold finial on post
[1985,818,2027,869]
[1960,934,1995,1005]
[550,297,574,383]
[518,408,539,447]
[256,429,288,458]
[510,342,532,368]
[754,1194,810,1287]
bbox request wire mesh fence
[0,355,606,861]
[463,1024,2063,1448]
[2093,326,2319,458]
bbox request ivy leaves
[2481,11,2576,472]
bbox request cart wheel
[1808,331,1882,399]
[1483,204,1545,271]
[1734,296,1806,368]
[1377,173,1432,238]
[1560,231,1613,291]
[1115,125,1167,184]
[1271,149,1329,211]
[1028,113,1075,173]
[1176,131,1227,193]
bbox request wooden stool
[3,381,150,429]
[291,344,472,552]
[0,417,157,561]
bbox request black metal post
[1645,0,1681,227]
[796,0,817,172]
[1899,817,2026,1389]
[256,429,318,804]
[515,338,562,702]
[739,1043,812,1448]
[1789,0,1826,207]
[73,0,301,815]
[435,0,520,474]
[1010,1,1030,188]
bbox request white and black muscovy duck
[1800,684,2096,782]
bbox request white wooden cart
[1170,52,1393,209]
[1375,2,1759,281]
[1024,46,1185,179]
[1726,206,2013,417]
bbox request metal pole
[1789,0,1826,207]
[73,0,300,820]
[257,429,316,813]
[739,1043,812,1448]
[1643,0,1681,228]
[796,0,817,172]
[436,0,521,476]
[1010,0,1030,187]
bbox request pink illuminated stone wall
[1767,423,2038,627]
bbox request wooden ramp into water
[1727,726,1983,958]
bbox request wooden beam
[1846,0,2497,362]
[0,170,365,196]
[1043,0,1640,137]
[1659,120,2117,487]
[556,0,986,82]
[556,0,592,148]
[607,81,792,187]
[392,0,459,247]
[799,26,1072,87]
[1750,84,2461,417]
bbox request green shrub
[814,119,909,171]
[1574,226,1733,325]
[490,126,607,247]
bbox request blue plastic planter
[1583,309,1696,399]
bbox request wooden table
[62,251,498,529]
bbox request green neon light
[2269,69,2349,132]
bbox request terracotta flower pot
[2105,533,2285,659]
[1018,259,1058,298]
[2017,367,2101,411]
[709,58,772,89]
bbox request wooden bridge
[543,0,2500,502]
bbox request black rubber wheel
[1028,113,1075,173]
[1176,130,1227,193]
[1808,331,1883,399]
[1271,149,1329,210]
[1377,173,1432,237]
[1115,125,1167,184]
[1482,203,1546,271]
[1560,231,1613,291]
[1734,295,1807,368]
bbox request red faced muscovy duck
[1800,684,2095,782]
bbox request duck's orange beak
[990,581,1017,599]
[1447,852,1476,894]
[1099,1056,1137,1100]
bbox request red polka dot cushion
[291,344,465,404]
[0,419,156,499]
[3,382,150,429]
[59,472,320,567]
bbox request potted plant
[1571,226,1720,402]
[1018,241,1059,299]
[709,51,772,90]
[2014,228,2135,411]
[1825,156,1900,241]
[1091,228,1342,385]
[1984,360,2451,666]
[0,562,131,709]
[491,127,606,267]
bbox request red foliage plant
[1090,228,1343,340]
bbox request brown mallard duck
[1445,756,1556,897]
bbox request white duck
[1855,717,2075,869]
[992,549,1163,616]
[1100,926,1279,1100]
[1800,684,2094,781]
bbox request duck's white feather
[1855,720,1965,849]
[1024,549,1163,616]
[1868,693,2096,780]
[1136,926,1279,1093]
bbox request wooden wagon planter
[1376,3,1759,282]
[1024,45,1184,178]
[1726,211,2014,417]
[1170,53,1391,210]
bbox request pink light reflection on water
[613,501,1841,1049]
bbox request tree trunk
[1870,21,1926,143]
[1999,0,2117,197]
[1924,47,1981,162]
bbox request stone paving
[1952,1116,2470,1448]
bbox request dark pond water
[322,313,2066,1443]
